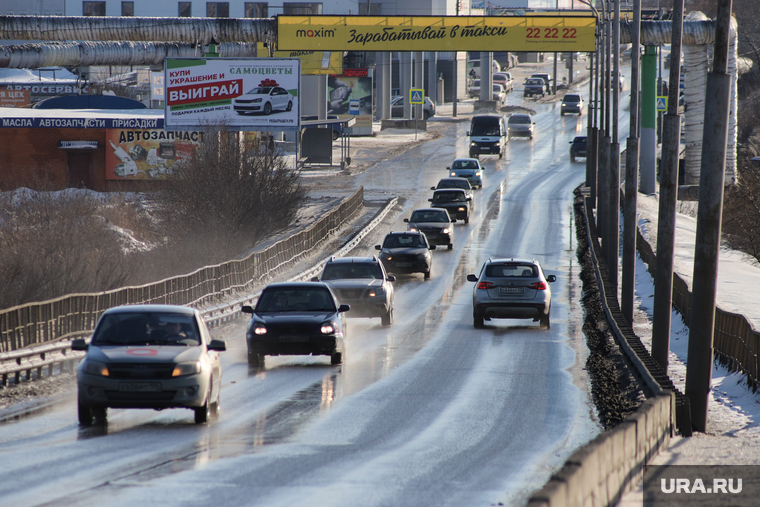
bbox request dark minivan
[467,114,507,159]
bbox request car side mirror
[375,245,382,251]
[241,305,254,314]
[466,197,472,201]
[430,186,436,191]
[403,218,409,223]
[208,339,227,352]
[547,275,557,283]
[387,275,396,282]
[428,198,433,202]
[71,338,88,351]
[429,245,436,250]
[446,167,451,170]
[466,274,479,282]
[338,304,350,313]
[466,132,470,136]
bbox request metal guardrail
[0,187,366,384]
[0,190,401,388]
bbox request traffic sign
[410,89,424,105]
[349,99,360,115]
[656,96,667,112]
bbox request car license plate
[500,287,523,295]
[119,382,161,392]
[279,335,306,342]
[395,262,412,267]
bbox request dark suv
[313,256,395,326]
[569,136,587,162]
[428,188,472,224]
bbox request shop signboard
[164,58,301,131]
[105,128,203,180]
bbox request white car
[233,86,294,115]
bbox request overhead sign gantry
[277,15,597,52]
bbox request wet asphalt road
[0,85,636,506]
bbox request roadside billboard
[277,15,596,52]
[273,50,342,75]
[164,58,300,131]
[105,129,203,180]
[327,69,372,133]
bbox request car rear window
[485,264,536,278]
[433,191,466,202]
[257,288,336,312]
[509,115,531,124]
[410,210,449,222]
[438,179,470,190]
[384,234,426,248]
[452,160,480,169]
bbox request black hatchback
[242,282,349,367]
[428,188,472,224]
[569,136,587,162]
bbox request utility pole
[622,0,642,326]
[598,3,610,252]
[685,0,734,433]
[606,0,621,291]
[651,0,685,374]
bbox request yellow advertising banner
[273,50,343,74]
[277,15,596,52]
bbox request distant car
[561,94,584,116]
[466,258,557,329]
[301,115,342,141]
[569,136,588,162]
[493,72,514,93]
[523,78,546,98]
[468,80,506,102]
[233,86,294,115]
[312,256,395,326]
[241,282,349,367]
[493,83,506,105]
[431,177,474,201]
[375,231,436,280]
[447,158,484,189]
[530,73,554,94]
[390,96,435,120]
[428,188,472,224]
[507,114,535,140]
[404,208,455,250]
[72,304,226,426]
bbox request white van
[467,114,507,159]
[467,59,501,80]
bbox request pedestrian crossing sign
[656,96,667,112]
[410,89,424,105]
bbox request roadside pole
[652,0,685,374]
[606,0,621,292]
[685,0,734,433]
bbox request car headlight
[321,323,336,334]
[369,287,386,297]
[408,227,418,232]
[562,103,567,107]
[172,361,202,377]
[470,142,477,147]
[458,207,466,212]
[450,172,457,177]
[383,254,393,261]
[475,171,481,177]
[82,360,110,377]
[253,324,267,335]
[253,98,262,103]
[442,228,450,234]
[495,141,500,146]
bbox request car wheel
[194,384,212,424]
[332,130,339,141]
[498,152,503,159]
[286,101,292,111]
[464,215,470,225]
[424,267,431,280]
[381,307,393,327]
[540,313,551,330]
[448,243,453,250]
[330,351,343,365]
[571,154,576,163]
[78,401,93,426]
[561,112,565,116]
[424,112,431,120]
[264,102,272,115]
[474,313,484,329]
[247,351,264,368]
[211,390,220,416]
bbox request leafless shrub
[151,126,306,273]
[0,189,136,308]
[722,159,760,262]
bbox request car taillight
[478,281,496,289]
[529,281,548,290]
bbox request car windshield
[256,288,336,312]
[526,79,543,85]
[322,263,383,280]
[471,124,500,136]
[485,264,537,278]
[433,191,466,203]
[410,210,449,223]
[438,180,469,190]
[247,87,272,94]
[383,235,426,248]
[509,116,531,124]
[452,160,479,169]
[574,137,587,143]
[564,95,581,102]
[92,312,200,346]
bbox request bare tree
[154,126,306,269]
